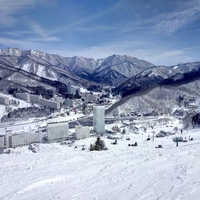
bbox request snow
[174,66,178,70]
[0,105,6,119]
[21,63,30,72]
[0,93,32,120]
[1,116,200,200]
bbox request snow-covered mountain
[1,47,200,114]
[107,62,200,113]
[109,80,200,116]
[0,48,154,86]
[113,62,200,97]
[0,48,84,82]
[91,54,154,85]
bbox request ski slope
[1,120,200,200]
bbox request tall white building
[67,82,72,94]
[93,106,105,135]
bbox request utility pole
[176,138,179,147]
[152,131,155,142]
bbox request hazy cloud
[155,3,200,34]
[0,0,39,27]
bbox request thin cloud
[52,0,124,34]
[29,36,60,42]
[0,0,38,27]
[115,0,200,35]
[155,4,200,34]
[0,0,55,27]
[29,21,48,37]
[0,37,40,48]
[134,48,196,66]
[27,21,60,42]
[0,35,59,51]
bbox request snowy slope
[109,79,200,116]
[1,117,200,200]
[0,93,32,120]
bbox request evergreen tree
[89,137,107,151]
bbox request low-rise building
[3,130,42,148]
[11,131,42,148]
[47,121,69,142]
[5,130,12,148]
[0,95,9,105]
[15,93,30,102]
[67,82,77,95]
[82,92,97,102]
[71,86,77,95]
[82,92,89,99]
[75,125,90,139]
[0,135,5,148]
[39,98,60,110]
[64,99,73,107]
[54,96,64,104]
[30,94,42,104]
[87,94,97,102]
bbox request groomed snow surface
[1,118,200,200]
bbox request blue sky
[0,0,200,65]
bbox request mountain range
[1,47,200,114]
[0,48,153,88]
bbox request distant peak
[110,54,122,58]
[0,47,23,56]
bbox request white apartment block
[47,121,69,142]
[67,82,72,94]
[87,94,97,102]
[0,95,9,105]
[82,92,97,102]
[67,82,77,95]
[71,86,77,95]
[11,132,42,148]
[15,93,30,102]
[15,92,60,109]
[75,126,90,139]
[54,96,64,104]
[82,92,89,99]
[5,130,12,148]
[93,106,105,135]
[0,135,5,148]
[39,98,60,110]
[30,94,42,104]
[64,99,73,107]
[2,130,42,148]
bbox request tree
[122,128,126,134]
[75,89,81,99]
[89,137,107,151]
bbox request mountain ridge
[0,48,154,86]
[1,48,200,115]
